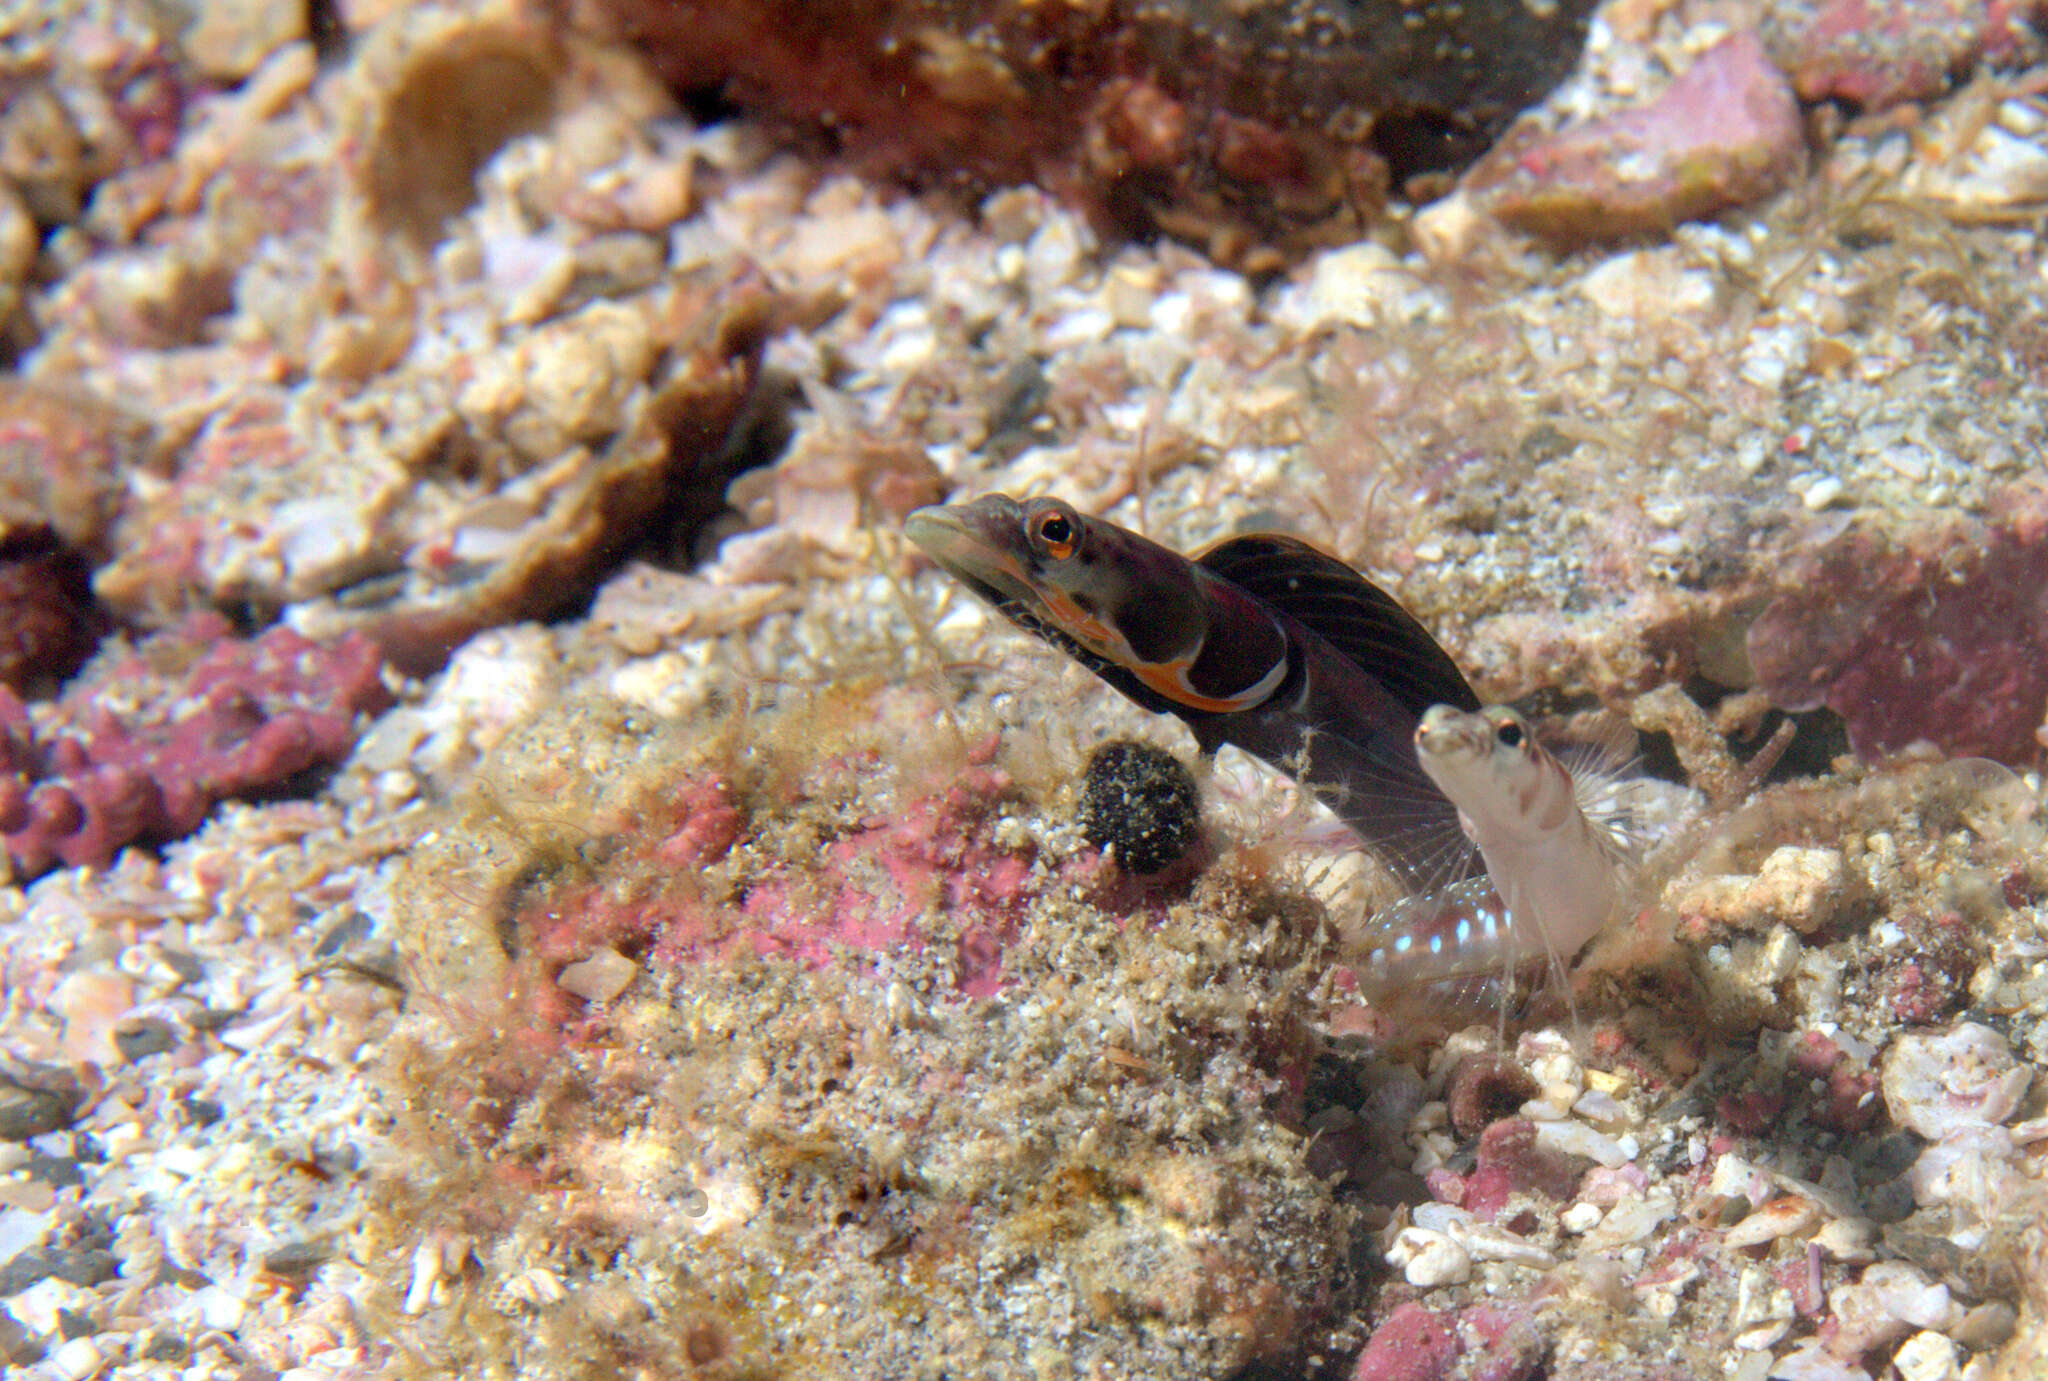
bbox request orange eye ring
[1492,716,1525,749]
[1030,506,1079,560]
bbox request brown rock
[577,0,1601,265]
[0,380,155,558]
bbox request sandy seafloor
[4,1,2048,1379]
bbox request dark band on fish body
[906,493,1482,888]
[1197,534,1480,718]
[1180,577,1289,705]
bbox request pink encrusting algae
[502,757,1039,1018]
[0,611,391,877]
[1747,487,2048,765]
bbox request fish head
[1415,703,1552,840]
[906,493,1210,674]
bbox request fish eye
[1030,505,1079,560]
[1493,718,1524,749]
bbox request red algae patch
[501,759,1038,1010]
[1748,485,2048,765]
[0,611,391,878]
[720,763,1033,995]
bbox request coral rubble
[4,0,2048,1377]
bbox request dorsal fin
[1197,534,1480,716]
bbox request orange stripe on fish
[907,492,1482,891]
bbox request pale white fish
[1412,704,1648,977]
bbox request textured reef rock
[19,1,774,677]
[0,379,153,559]
[581,0,1600,265]
[0,379,154,694]
[0,0,197,230]
[1761,0,2045,109]
[1747,484,2048,765]
[11,0,2048,1376]
[398,687,1044,1010]
[0,0,209,346]
[1440,33,1805,251]
[379,680,1352,1377]
[0,613,391,878]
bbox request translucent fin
[1196,534,1481,717]
[1555,723,1700,865]
[1283,721,1483,892]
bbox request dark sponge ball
[1079,740,1200,875]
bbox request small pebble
[1721,1194,1821,1248]
[0,1073,81,1142]
[47,1336,103,1381]
[1891,1330,1959,1381]
[1533,1119,1629,1167]
[1387,1226,1471,1287]
[1801,476,1847,510]
[1559,1201,1604,1233]
[557,947,638,1003]
[1950,1300,2016,1350]
[1812,1216,1877,1263]
[112,1021,179,1063]
[1768,1341,1874,1381]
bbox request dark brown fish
[907,492,1481,889]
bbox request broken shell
[1881,1021,2031,1140]
[1386,1226,1472,1287]
[341,5,566,246]
[1720,1194,1822,1249]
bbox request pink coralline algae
[1350,1303,1460,1381]
[1350,1302,1545,1381]
[516,763,1037,1017]
[1763,0,2040,109]
[1458,32,1803,248]
[0,613,392,878]
[1792,1031,1884,1133]
[1747,487,2048,765]
[1429,1118,1586,1221]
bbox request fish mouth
[905,500,1042,617]
[1415,704,1490,762]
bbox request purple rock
[1748,486,2048,764]
[1,613,392,878]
